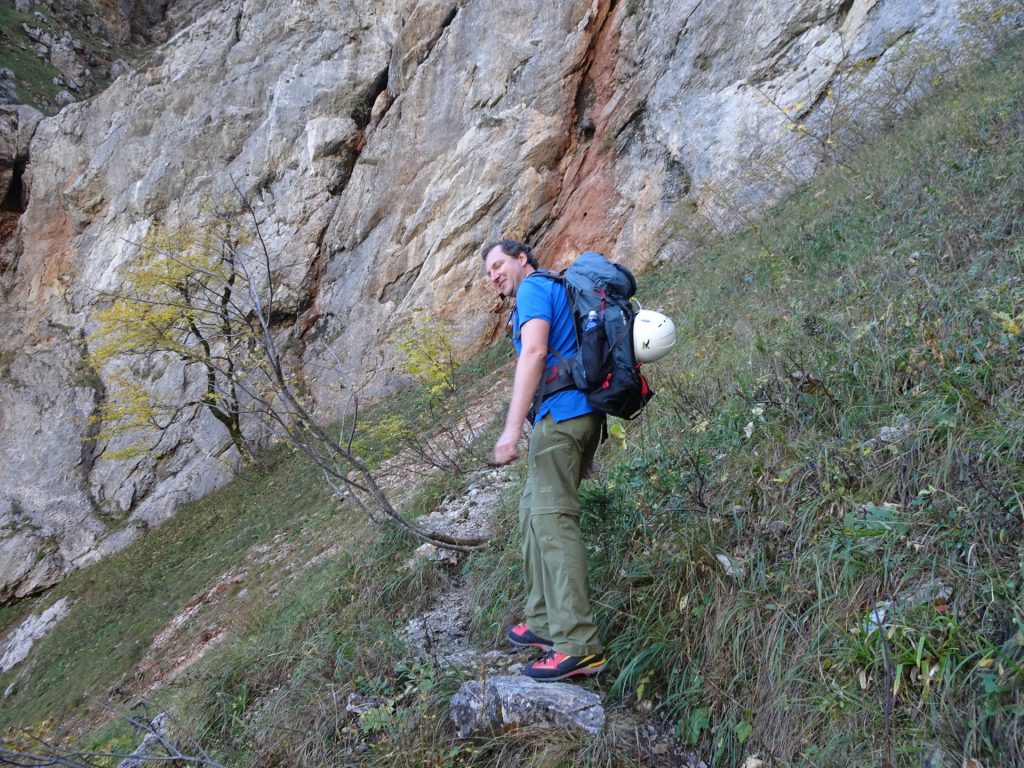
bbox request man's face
[484,246,531,298]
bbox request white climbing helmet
[633,309,676,363]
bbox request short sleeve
[515,277,553,326]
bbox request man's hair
[481,238,538,268]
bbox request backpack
[529,251,653,421]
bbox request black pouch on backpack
[576,321,611,390]
[588,365,652,419]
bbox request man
[482,238,605,682]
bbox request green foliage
[353,660,438,736]
[348,316,489,474]
[0,3,144,113]
[73,719,148,768]
[0,4,63,110]
[392,315,458,400]
[354,315,495,476]
[91,223,231,365]
[88,213,259,462]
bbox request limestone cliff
[0,0,1014,602]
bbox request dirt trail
[400,465,528,676]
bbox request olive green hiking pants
[519,412,603,657]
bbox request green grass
[0,4,64,110]
[0,447,343,733]
[2,28,1023,768]
[549,38,1024,768]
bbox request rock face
[450,675,605,737]
[0,596,72,673]
[0,0,1013,601]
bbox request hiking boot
[523,650,606,681]
[507,623,554,650]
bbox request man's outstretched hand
[493,428,520,465]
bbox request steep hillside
[0,0,1014,603]
[0,0,211,112]
[1,33,1021,767]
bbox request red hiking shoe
[507,623,554,650]
[523,650,606,681]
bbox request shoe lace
[540,650,569,666]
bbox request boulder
[450,675,605,737]
[0,69,16,104]
[0,597,73,672]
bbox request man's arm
[493,317,549,464]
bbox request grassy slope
[0,3,64,109]
[1,34,1022,768]
[0,449,342,729]
[0,2,144,113]
[568,40,1024,766]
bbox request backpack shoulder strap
[525,268,565,285]
[514,269,570,336]
[514,269,579,420]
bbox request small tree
[89,192,487,552]
[369,316,492,477]
[91,210,257,463]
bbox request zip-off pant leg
[518,412,602,656]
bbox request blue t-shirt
[513,273,593,424]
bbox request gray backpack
[530,251,653,420]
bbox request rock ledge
[450,674,604,737]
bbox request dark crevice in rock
[232,6,243,46]
[1,155,28,265]
[130,0,174,42]
[569,6,612,147]
[808,76,835,116]
[575,84,596,144]
[611,102,646,152]
[327,139,363,196]
[354,66,389,130]
[438,5,459,37]
[2,155,28,214]
[379,264,422,305]
[295,217,335,341]
[663,157,691,201]
[836,0,857,29]
[268,306,300,327]
[525,219,547,245]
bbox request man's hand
[493,427,521,465]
